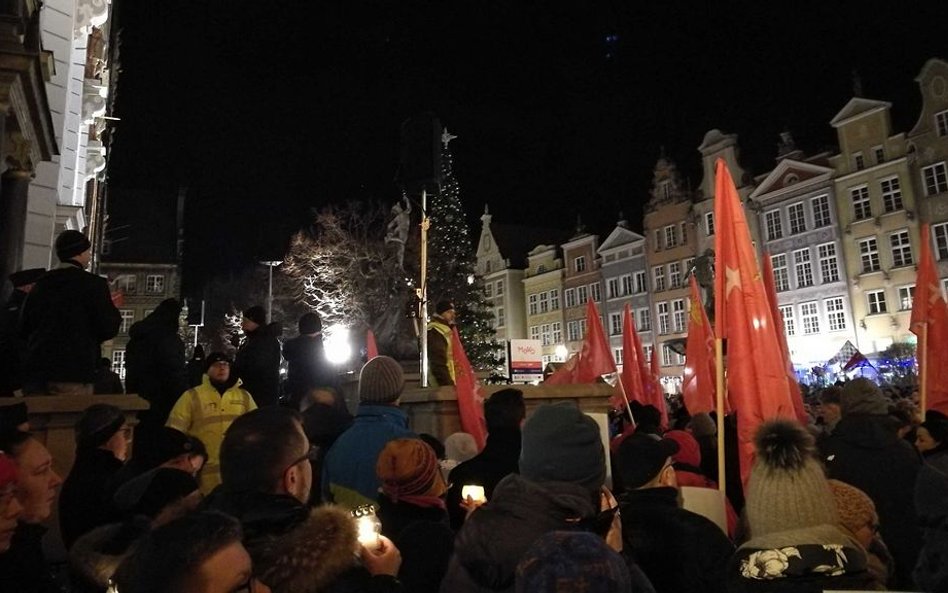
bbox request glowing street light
[324,324,352,365]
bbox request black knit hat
[519,403,605,496]
[298,312,322,334]
[435,300,455,315]
[205,352,233,372]
[8,268,45,287]
[516,531,631,593]
[75,404,125,449]
[55,229,92,261]
[243,305,267,326]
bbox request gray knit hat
[359,356,404,403]
[841,378,889,416]
[745,419,839,538]
[520,403,605,496]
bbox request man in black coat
[820,378,921,589]
[0,268,45,396]
[615,432,733,593]
[19,230,121,395]
[445,388,525,529]
[234,305,282,407]
[282,312,335,409]
[125,299,188,429]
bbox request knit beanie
[520,403,605,496]
[745,420,839,537]
[205,351,233,372]
[688,412,716,438]
[840,378,889,416]
[114,468,199,519]
[55,229,91,261]
[376,438,447,501]
[435,300,455,315]
[828,479,877,536]
[298,312,322,334]
[358,356,404,404]
[242,305,267,326]
[75,404,125,450]
[516,531,632,593]
[444,432,478,464]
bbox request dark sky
[106,1,948,287]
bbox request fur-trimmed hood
[255,504,360,593]
[68,521,148,590]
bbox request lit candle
[461,485,486,503]
[351,504,382,549]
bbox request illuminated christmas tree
[427,129,500,369]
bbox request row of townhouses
[477,58,948,391]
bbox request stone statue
[385,196,412,269]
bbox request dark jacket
[125,304,188,424]
[203,491,402,593]
[234,324,282,407]
[821,413,922,589]
[20,262,121,386]
[377,495,453,593]
[0,288,28,395]
[92,368,124,394]
[914,449,948,592]
[282,333,335,407]
[439,473,599,593]
[618,486,733,593]
[68,521,148,593]
[59,448,125,549]
[446,428,521,530]
[302,402,354,505]
[0,522,61,593]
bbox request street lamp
[260,260,282,321]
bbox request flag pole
[616,375,637,428]
[715,337,726,498]
[920,324,928,415]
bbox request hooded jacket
[445,428,521,530]
[20,262,121,385]
[439,473,599,593]
[234,323,283,407]
[125,301,188,424]
[820,413,922,588]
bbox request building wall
[598,225,651,369]
[522,246,566,364]
[561,234,602,354]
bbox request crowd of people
[0,230,946,592]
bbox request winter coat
[202,491,403,593]
[234,324,282,407]
[322,404,415,508]
[68,520,148,593]
[125,305,188,425]
[0,522,61,593]
[618,486,733,593]
[282,333,335,407]
[0,289,28,395]
[426,317,454,386]
[166,375,257,493]
[913,448,948,592]
[445,429,521,530]
[59,448,125,549]
[302,402,354,505]
[726,524,875,593]
[20,262,121,386]
[377,494,453,593]
[92,368,124,394]
[820,413,922,588]
[439,473,600,593]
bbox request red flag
[544,299,617,386]
[911,224,948,416]
[621,303,646,404]
[366,330,379,360]
[682,276,716,415]
[761,253,808,424]
[544,354,577,385]
[450,327,487,450]
[647,339,668,429]
[713,159,797,484]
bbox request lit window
[825,297,847,331]
[800,302,820,335]
[111,350,127,380]
[779,305,795,336]
[119,309,135,334]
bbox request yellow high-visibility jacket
[427,318,455,386]
[166,375,257,493]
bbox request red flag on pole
[911,223,948,416]
[682,276,716,415]
[647,339,668,429]
[366,330,379,360]
[761,253,808,424]
[713,159,797,484]
[545,299,618,385]
[621,303,646,404]
[450,327,487,450]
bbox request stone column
[0,129,32,300]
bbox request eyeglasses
[283,445,319,474]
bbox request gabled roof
[750,159,835,200]
[830,97,892,128]
[490,223,573,269]
[915,57,948,83]
[598,224,645,253]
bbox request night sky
[106,1,948,286]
